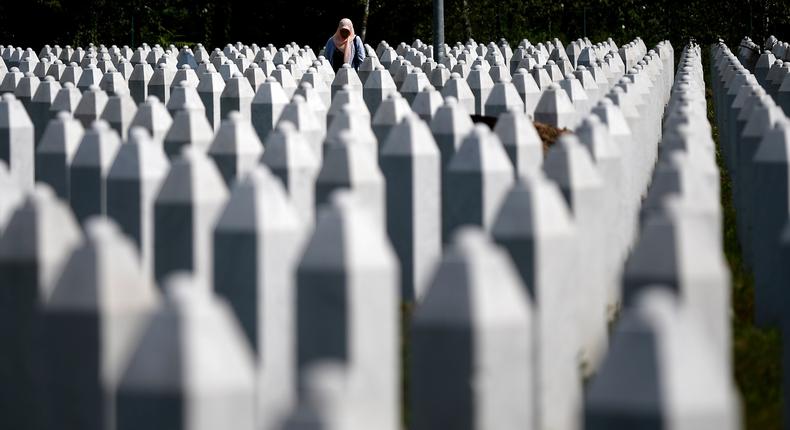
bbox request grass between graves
[401,301,415,429]
[704,52,782,429]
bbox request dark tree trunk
[361,0,370,41]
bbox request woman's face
[340,28,351,39]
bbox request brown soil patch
[534,121,571,155]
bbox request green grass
[401,301,415,429]
[705,50,783,429]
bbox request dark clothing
[332,48,346,73]
[324,35,365,71]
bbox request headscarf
[332,18,355,65]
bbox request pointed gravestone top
[325,102,377,150]
[485,81,525,118]
[253,76,290,106]
[167,80,204,116]
[272,65,298,97]
[381,111,439,157]
[328,84,370,124]
[209,111,264,155]
[99,70,129,97]
[400,70,430,104]
[50,82,82,115]
[300,189,397,272]
[443,124,514,240]
[585,289,738,430]
[491,171,575,240]
[76,64,104,91]
[215,164,302,232]
[109,126,170,181]
[251,76,291,141]
[73,84,109,127]
[440,72,475,114]
[409,85,443,122]
[416,224,531,323]
[429,64,450,90]
[372,92,412,143]
[493,108,543,176]
[534,83,576,129]
[277,94,323,151]
[157,144,228,204]
[117,272,256,402]
[575,114,621,163]
[100,89,137,138]
[208,110,264,185]
[0,184,83,296]
[431,96,474,136]
[14,72,39,105]
[262,121,319,171]
[622,194,730,307]
[163,99,214,159]
[47,216,158,312]
[0,67,23,94]
[753,115,790,163]
[448,123,513,173]
[221,71,256,99]
[530,65,553,90]
[591,98,631,138]
[543,134,604,194]
[315,128,385,219]
[130,95,173,141]
[172,65,200,88]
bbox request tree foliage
[1,0,788,52]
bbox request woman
[324,18,366,72]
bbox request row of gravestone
[587,41,739,428]
[712,40,790,328]
[0,42,317,81]
[737,35,790,71]
[0,36,731,430]
[712,39,790,428]
[0,33,652,135]
[0,34,657,211]
[410,36,678,430]
[749,36,790,116]
[0,33,665,305]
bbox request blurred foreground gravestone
[154,146,228,285]
[296,191,399,430]
[116,274,257,430]
[214,166,307,428]
[411,227,533,430]
[0,186,82,429]
[43,217,158,430]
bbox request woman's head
[337,18,354,40]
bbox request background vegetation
[1,0,789,54]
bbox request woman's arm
[324,38,335,65]
[354,36,366,68]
